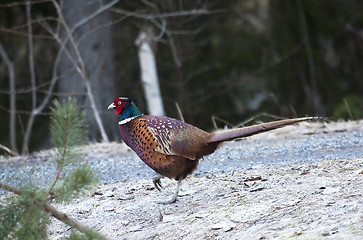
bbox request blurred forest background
[0,0,362,154]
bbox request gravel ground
[1,120,362,239]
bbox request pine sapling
[0,98,105,240]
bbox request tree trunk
[136,30,165,116]
[57,0,117,140]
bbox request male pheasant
[108,97,317,204]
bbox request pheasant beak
[107,102,116,110]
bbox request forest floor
[1,120,363,239]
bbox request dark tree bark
[58,0,117,140]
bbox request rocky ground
[1,120,363,239]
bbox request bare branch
[0,103,95,116]
[345,24,363,40]
[38,0,119,49]
[0,0,51,8]
[36,0,120,115]
[17,113,27,153]
[295,0,325,116]
[174,102,184,122]
[51,0,110,142]
[0,26,55,40]
[0,144,18,156]
[19,1,113,145]
[0,81,51,94]
[37,201,107,240]
[111,7,224,19]
[0,105,51,116]
[27,1,37,110]
[22,2,37,154]
[256,42,304,75]
[166,32,182,67]
[112,6,213,39]
[75,15,130,47]
[70,0,119,37]
[0,181,108,240]
[0,182,22,195]
[0,41,17,153]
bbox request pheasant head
[108,97,143,123]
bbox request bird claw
[153,177,163,191]
[156,178,182,205]
[157,197,177,205]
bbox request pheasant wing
[144,116,211,160]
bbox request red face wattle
[114,98,126,115]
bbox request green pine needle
[0,200,22,239]
[48,98,89,195]
[15,190,49,240]
[67,229,105,240]
[53,164,97,203]
[0,97,102,239]
[49,98,88,166]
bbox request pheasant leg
[153,176,163,191]
[157,178,182,204]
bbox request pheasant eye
[118,101,122,105]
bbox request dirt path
[45,120,362,239]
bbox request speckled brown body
[118,115,219,180]
[109,97,318,203]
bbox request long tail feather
[208,117,320,143]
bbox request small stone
[162,214,179,223]
[244,176,262,182]
[250,187,265,192]
[128,225,143,232]
[104,191,115,197]
[117,196,134,201]
[92,191,103,196]
[211,220,236,232]
[321,231,330,236]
